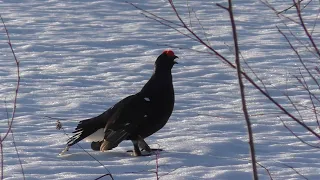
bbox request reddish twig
[277,0,305,14]
[297,70,320,129]
[129,5,320,177]
[0,14,21,180]
[279,117,320,148]
[293,0,320,57]
[217,1,258,179]
[283,87,305,122]
[0,15,21,142]
[282,163,309,180]
[277,26,320,89]
[256,162,274,180]
[4,100,25,180]
[265,0,318,58]
[310,3,320,35]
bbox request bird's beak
[174,56,178,64]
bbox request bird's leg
[137,137,163,153]
[137,138,151,152]
[128,138,163,156]
[132,140,142,156]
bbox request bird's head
[154,50,178,72]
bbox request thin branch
[279,117,320,148]
[131,0,320,139]
[0,15,21,142]
[159,165,183,179]
[298,69,320,129]
[277,0,305,14]
[5,100,25,180]
[126,2,184,28]
[142,14,199,42]
[284,88,305,122]
[260,0,301,24]
[277,26,320,90]
[190,3,212,47]
[0,14,21,180]
[310,2,320,35]
[293,0,320,57]
[260,0,319,59]
[222,1,258,179]
[166,0,236,68]
[241,51,269,94]
[157,43,217,56]
[256,162,274,180]
[216,3,229,11]
[282,163,309,180]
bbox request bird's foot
[128,138,164,156]
[126,148,163,156]
[143,148,163,152]
[91,141,102,151]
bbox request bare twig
[0,14,21,180]
[293,0,320,57]
[0,15,21,142]
[282,163,309,180]
[278,117,320,148]
[130,1,320,139]
[297,70,320,129]
[284,88,305,122]
[260,0,319,59]
[256,162,274,180]
[277,26,320,89]
[277,0,305,14]
[5,100,25,180]
[217,1,258,179]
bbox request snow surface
[0,0,319,179]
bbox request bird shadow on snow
[58,150,131,161]
[59,146,250,179]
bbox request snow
[1,0,319,179]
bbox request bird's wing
[100,93,151,149]
[67,95,136,146]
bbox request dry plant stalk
[0,15,22,180]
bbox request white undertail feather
[84,128,104,142]
[59,146,70,156]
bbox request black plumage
[62,50,178,156]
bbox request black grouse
[61,50,178,156]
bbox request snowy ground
[1,0,319,179]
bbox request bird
[60,50,178,156]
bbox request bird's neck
[140,71,173,95]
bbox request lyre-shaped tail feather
[67,118,102,146]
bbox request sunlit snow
[0,0,319,180]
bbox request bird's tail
[67,117,102,147]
